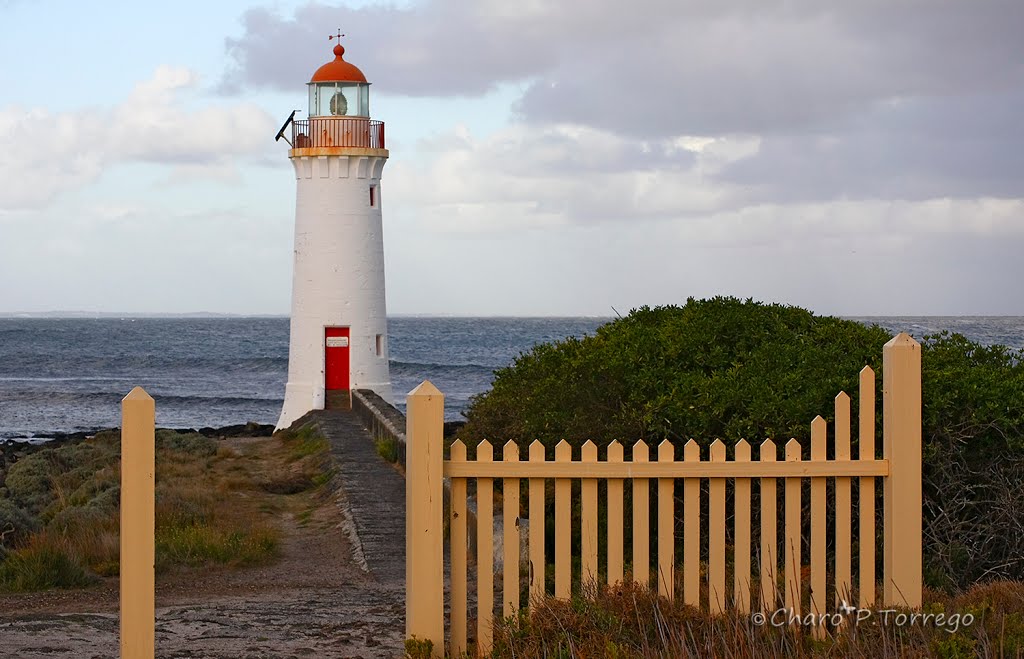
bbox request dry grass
[491,580,1024,658]
[0,425,335,592]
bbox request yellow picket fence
[405,333,922,657]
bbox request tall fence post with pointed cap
[406,380,445,657]
[883,332,922,608]
[120,387,155,659]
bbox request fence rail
[405,333,922,657]
[292,117,385,149]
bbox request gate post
[406,381,445,656]
[882,333,922,608]
[121,387,155,659]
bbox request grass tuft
[375,436,400,464]
[156,521,278,570]
[277,423,330,462]
[0,540,97,592]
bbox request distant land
[0,312,617,319]
[2,311,1021,320]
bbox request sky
[1,0,1022,316]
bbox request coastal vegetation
[456,298,1024,656]
[460,297,1024,589]
[492,579,1024,657]
[0,424,332,593]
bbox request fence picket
[503,441,521,618]
[658,440,675,600]
[632,441,650,589]
[709,440,726,613]
[528,441,546,603]
[683,439,701,608]
[883,334,923,608]
[734,440,752,614]
[450,440,468,656]
[121,387,155,659]
[555,440,572,599]
[760,439,778,611]
[406,381,444,657]
[810,418,826,638]
[859,367,876,608]
[835,393,852,611]
[785,439,802,618]
[477,440,495,654]
[582,441,599,587]
[607,441,625,586]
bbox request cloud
[390,119,1024,238]
[0,66,275,210]
[221,2,561,96]
[390,119,1024,235]
[0,202,292,313]
[225,0,1024,204]
[384,192,1024,316]
[388,122,727,231]
[226,1,1024,127]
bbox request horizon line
[1,311,1022,319]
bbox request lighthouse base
[276,381,394,432]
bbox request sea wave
[0,390,283,406]
[0,356,289,375]
[389,359,498,372]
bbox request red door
[324,327,350,391]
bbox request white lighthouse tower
[275,34,391,430]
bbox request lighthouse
[275,34,391,431]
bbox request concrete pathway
[311,409,407,586]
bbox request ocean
[0,316,1021,441]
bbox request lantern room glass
[308,82,370,117]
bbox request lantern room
[276,38,385,150]
[308,44,370,117]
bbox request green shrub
[463,298,892,450]
[155,429,217,457]
[48,505,109,534]
[4,454,56,515]
[0,498,40,549]
[460,297,1024,589]
[404,637,434,659]
[5,438,120,518]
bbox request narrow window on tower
[375,334,383,356]
[369,185,376,208]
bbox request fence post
[121,387,155,659]
[882,333,922,608]
[406,381,445,657]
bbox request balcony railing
[292,118,385,149]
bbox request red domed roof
[310,44,367,83]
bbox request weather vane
[329,29,345,42]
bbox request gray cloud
[718,88,1024,202]
[224,0,1024,203]
[221,2,558,96]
